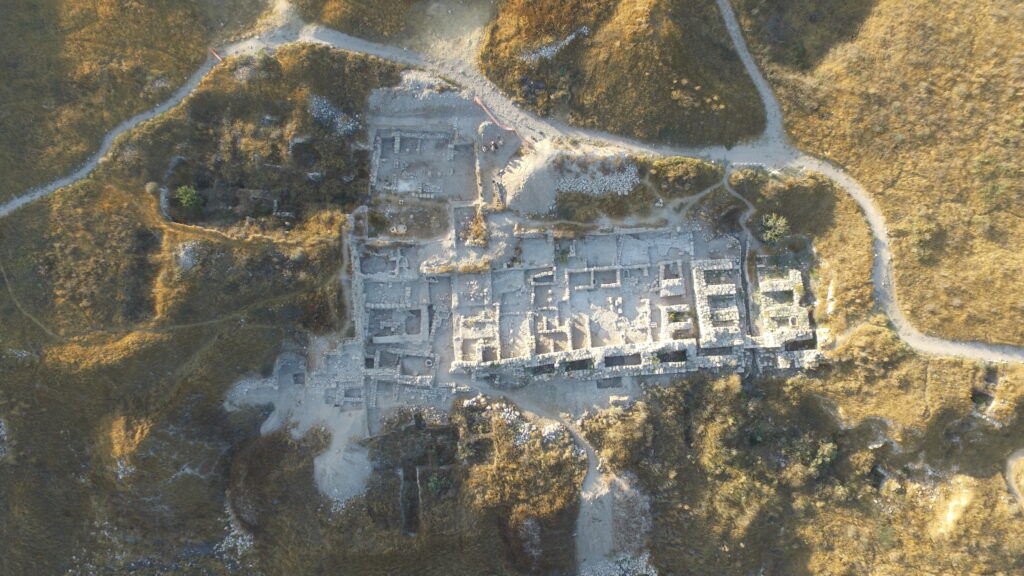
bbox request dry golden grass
[555,186,659,223]
[579,402,651,472]
[0,321,290,573]
[799,317,984,443]
[291,0,418,37]
[734,0,1024,345]
[0,0,267,204]
[480,0,765,146]
[221,400,583,575]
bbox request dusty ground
[225,351,373,506]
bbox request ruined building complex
[334,126,822,411]
[299,74,824,414]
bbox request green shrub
[173,185,202,209]
[760,213,790,243]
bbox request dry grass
[480,0,765,146]
[733,0,1024,345]
[222,399,584,575]
[555,185,659,223]
[579,402,651,473]
[291,0,419,37]
[0,39,580,573]
[645,156,724,198]
[0,322,289,574]
[116,43,402,238]
[0,0,267,204]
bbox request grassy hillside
[291,0,419,37]
[0,0,267,205]
[726,168,875,336]
[0,44,400,573]
[480,0,766,146]
[732,0,1024,345]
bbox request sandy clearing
[224,352,372,506]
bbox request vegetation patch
[225,399,585,574]
[292,0,419,38]
[642,156,725,198]
[118,44,403,239]
[0,44,402,571]
[555,185,659,223]
[582,363,1024,575]
[728,168,874,335]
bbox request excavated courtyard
[345,71,824,414]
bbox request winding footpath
[1007,448,1024,514]
[2,1,1023,366]
[471,381,616,573]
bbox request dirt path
[1007,448,1024,514]
[571,429,615,572]
[0,259,59,340]
[470,381,620,570]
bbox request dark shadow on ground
[731,0,878,70]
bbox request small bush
[173,185,202,209]
[760,212,790,243]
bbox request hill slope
[0,0,267,204]
[291,0,418,37]
[732,0,1024,345]
[479,0,766,146]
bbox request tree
[760,212,790,243]
[173,185,202,209]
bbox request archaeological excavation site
[6,0,1023,572]
[230,69,826,448]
